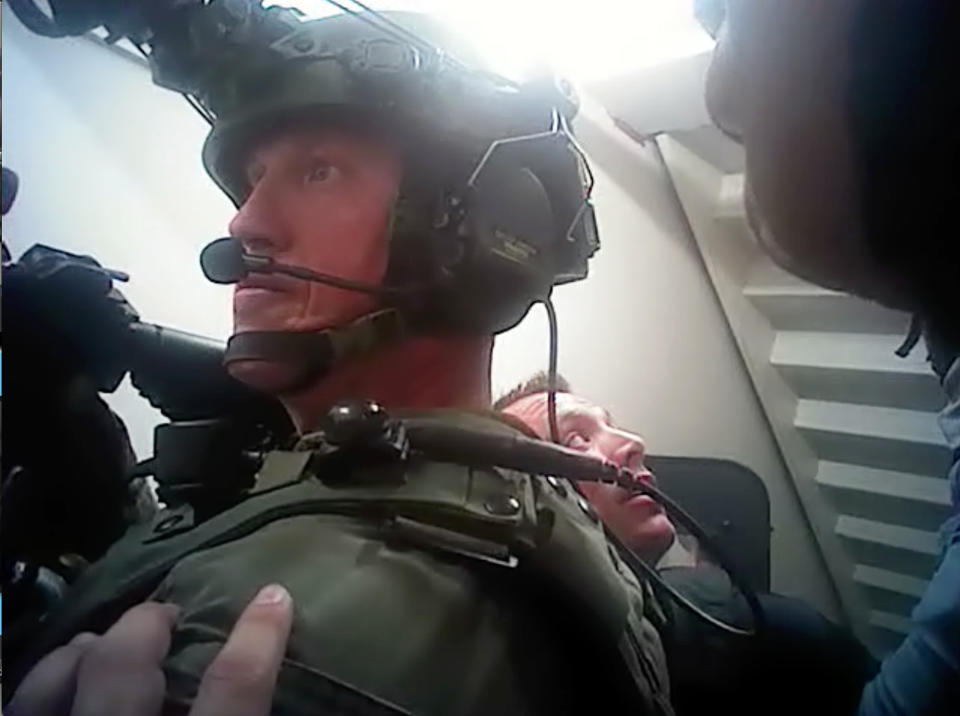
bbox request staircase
[658,129,951,654]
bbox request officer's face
[502,392,676,563]
[228,126,402,337]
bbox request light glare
[287,0,714,82]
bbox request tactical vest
[23,412,674,716]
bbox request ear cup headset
[10,0,764,637]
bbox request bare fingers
[189,584,294,716]
[8,585,293,716]
[70,602,181,716]
[8,632,100,716]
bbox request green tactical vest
[25,412,674,716]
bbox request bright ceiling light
[287,0,714,83]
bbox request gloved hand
[4,244,139,392]
[8,584,295,716]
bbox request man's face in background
[503,392,676,564]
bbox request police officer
[7,6,672,716]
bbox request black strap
[894,313,923,358]
[894,313,960,382]
[224,309,407,390]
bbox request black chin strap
[224,309,407,392]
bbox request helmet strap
[223,308,407,393]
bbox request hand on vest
[9,584,294,716]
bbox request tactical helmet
[11,0,600,385]
[191,7,598,338]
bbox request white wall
[3,6,840,618]
[3,7,236,458]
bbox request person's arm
[859,357,960,716]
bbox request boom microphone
[199,237,422,296]
[199,237,253,284]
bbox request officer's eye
[305,159,335,184]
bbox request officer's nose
[228,180,290,257]
[604,429,646,473]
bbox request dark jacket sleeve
[659,565,876,716]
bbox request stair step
[816,462,950,507]
[816,461,951,530]
[869,628,908,656]
[837,515,939,556]
[743,285,910,334]
[868,610,913,636]
[855,565,926,619]
[815,460,951,531]
[772,332,943,411]
[796,401,946,448]
[796,400,951,476]
[838,514,941,579]
[853,565,928,598]
[773,332,930,374]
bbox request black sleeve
[658,565,878,716]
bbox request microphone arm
[266,259,418,297]
[200,237,424,297]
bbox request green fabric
[30,413,673,715]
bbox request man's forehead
[246,127,347,162]
[508,391,611,423]
[244,123,389,168]
[557,393,606,415]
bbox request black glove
[4,244,139,391]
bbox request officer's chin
[227,359,307,396]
